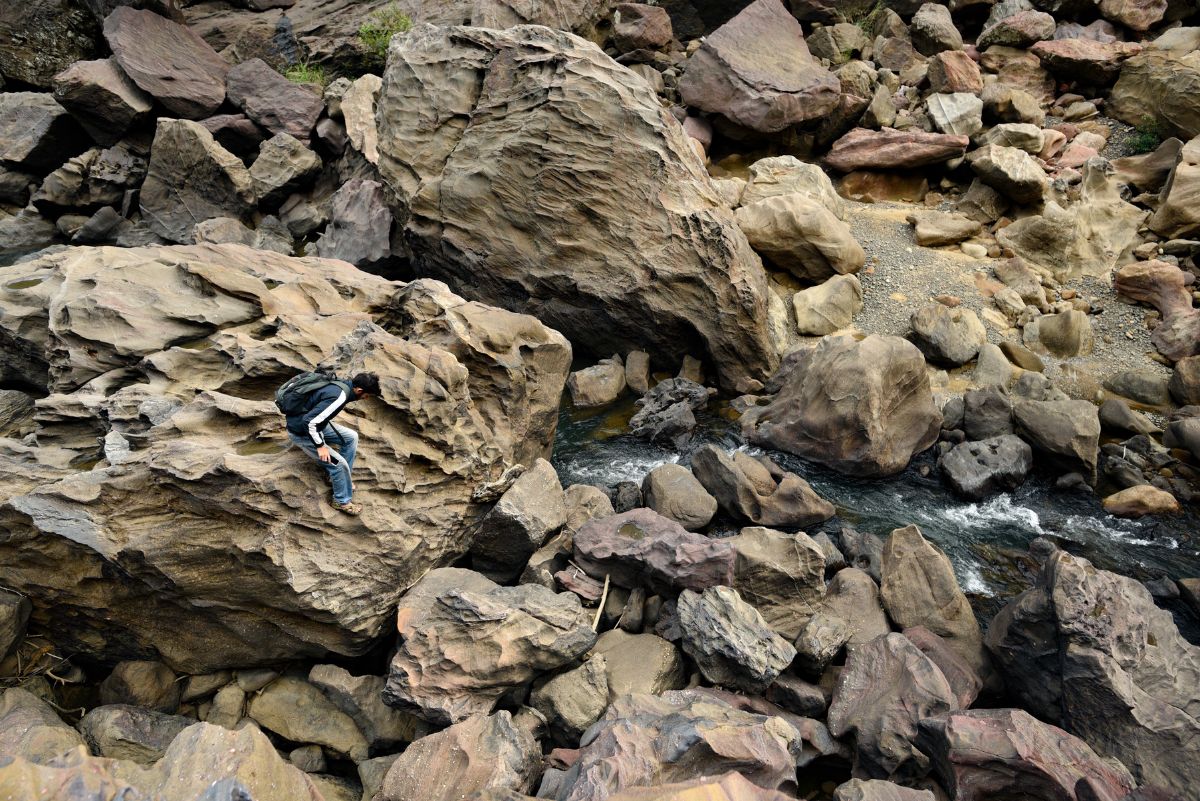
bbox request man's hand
[317,445,332,463]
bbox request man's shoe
[332,500,362,516]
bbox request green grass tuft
[1129,116,1162,155]
[284,62,329,88]
[359,3,413,59]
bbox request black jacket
[285,379,354,446]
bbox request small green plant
[1129,116,1163,155]
[284,61,329,88]
[850,0,886,34]
[359,3,413,59]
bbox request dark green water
[552,398,1200,616]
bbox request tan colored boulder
[247,677,369,761]
[691,445,835,528]
[1110,50,1200,141]
[1102,485,1180,517]
[728,526,826,640]
[792,274,863,335]
[642,463,718,531]
[1150,135,1200,239]
[741,155,846,219]
[735,194,865,282]
[99,661,179,713]
[928,51,983,95]
[568,355,627,407]
[0,687,85,764]
[1022,310,1094,358]
[910,303,987,366]
[607,772,798,801]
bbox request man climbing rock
[279,371,381,515]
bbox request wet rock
[140,118,255,243]
[249,133,321,207]
[908,210,982,247]
[308,664,422,752]
[678,0,839,133]
[677,585,796,693]
[227,58,323,140]
[642,463,717,531]
[903,627,982,710]
[735,194,865,282]
[0,93,88,175]
[1013,399,1101,483]
[100,661,180,713]
[377,711,540,801]
[939,435,1033,500]
[568,356,627,407]
[573,508,735,594]
[692,445,834,528]
[881,526,987,677]
[248,676,369,761]
[311,177,394,269]
[532,656,609,744]
[591,629,686,698]
[790,272,864,339]
[52,58,153,145]
[0,247,569,671]
[825,128,969,172]
[968,144,1048,205]
[1022,310,1094,358]
[554,690,798,801]
[0,687,85,763]
[746,335,941,477]
[78,704,192,766]
[471,458,566,581]
[828,632,956,781]
[910,303,987,366]
[384,568,594,725]
[0,0,99,89]
[729,527,826,640]
[1101,485,1180,517]
[1031,39,1142,85]
[986,547,1200,794]
[377,23,778,392]
[629,377,713,448]
[918,709,1136,801]
[0,588,30,660]
[104,7,229,119]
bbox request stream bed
[552,398,1200,624]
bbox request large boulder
[376,23,778,392]
[796,568,890,671]
[641,463,718,531]
[469,458,566,581]
[740,155,846,219]
[0,0,99,89]
[0,687,85,764]
[986,547,1200,795]
[554,690,799,801]
[677,585,797,693]
[938,435,1033,499]
[827,632,957,781]
[691,445,834,528]
[792,274,863,335]
[729,527,826,640]
[678,0,840,133]
[734,195,865,282]
[139,118,255,244]
[310,178,395,270]
[573,508,735,594]
[607,772,799,801]
[308,664,421,752]
[880,526,987,677]
[382,568,595,725]
[0,93,88,175]
[247,676,370,761]
[376,711,540,801]
[77,704,192,766]
[52,58,154,146]
[746,335,942,477]
[918,709,1137,801]
[1149,135,1200,239]
[104,7,229,120]
[1031,39,1142,85]
[226,58,324,140]
[1012,399,1100,482]
[909,303,987,366]
[1114,259,1200,362]
[1110,50,1200,141]
[0,245,570,671]
[824,128,969,172]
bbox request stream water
[552,398,1200,623]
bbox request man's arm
[299,386,348,447]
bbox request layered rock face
[376,24,778,391]
[0,243,570,672]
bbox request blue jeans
[289,422,357,504]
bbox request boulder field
[0,1,1199,801]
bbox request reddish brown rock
[678,0,839,133]
[928,51,983,95]
[1031,39,1142,85]
[1114,260,1200,362]
[918,709,1136,801]
[1096,0,1168,31]
[226,58,323,140]
[52,58,153,145]
[612,3,673,52]
[903,627,982,709]
[607,772,798,801]
[824,128,969,173]
[104,7,229,119]
[573,508,735,594]
[691,444,835,528]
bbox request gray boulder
[249,133,321,207]
[677,586,797,693]
[531,655,609,744]
[910,303,987,366]
[470,458,566,582]
[78,705,192,766]
[828,633,957,781]
[691,445,835,528]
[1013,399,1100,483]
[938,435,1033,499]
[226,58,323,140]
[642,463,717,531]
[629,377,713,448]
[568,355,627,407]
[591,629,687,699]
[986,547,1200,795]
[52,58,153,145]
[139,119,254,244]
[0,93,87,174]
[311,178,393,269]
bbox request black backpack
[274,371,337,416]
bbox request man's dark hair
[351,372,381,396]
